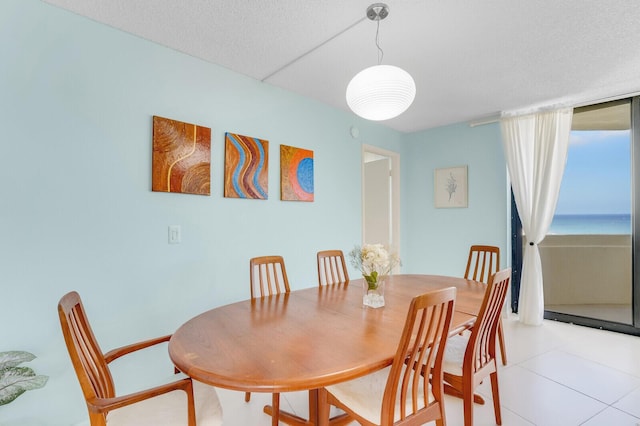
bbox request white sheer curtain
[500,108,573,325]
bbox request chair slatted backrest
[317,250,350,286]
[464,268,511,374]
[58,291,115,402]
[380,287,456,424]
[250,255,291,299]
[464,245,500,284]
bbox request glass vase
[362,278,385,308]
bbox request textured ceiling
[42,0,640,133]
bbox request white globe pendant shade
[346,64,416,121]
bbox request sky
[554,130,631,215]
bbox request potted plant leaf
[0,351,48,406]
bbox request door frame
[362,144,401,257]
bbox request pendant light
[346,3,416,121]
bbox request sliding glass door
[512,97,640,335]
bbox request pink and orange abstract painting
[224,132,269,199]
[280,145,314,202]
[152,116,211,196]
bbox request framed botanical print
[434,165,468,208]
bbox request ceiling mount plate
[366,3,389,21]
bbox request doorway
[362,145,400,258]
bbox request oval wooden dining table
[169,274,487,426]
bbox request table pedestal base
[444,383,486,404]
[264,389,352,426]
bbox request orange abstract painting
[152,116,211,196]
[224,132,269,199]
[280,145,314,202]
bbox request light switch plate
[168,225,181,244]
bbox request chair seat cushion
[107,378,222,426]
[442,333,469,376]
[325,366,430,424]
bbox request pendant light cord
[375,18,384,65]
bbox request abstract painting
[434,165,468,208]
[152,116,211,195]
[224,132,269,199]
[280,145,314,202]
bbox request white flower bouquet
[349,244,401,290]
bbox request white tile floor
[215,315,640,425]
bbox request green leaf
[365,271,379,290]
[0,366,48,406]
[0,351,36,369]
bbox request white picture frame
[434,165,468,208]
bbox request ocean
[548,214,631,235]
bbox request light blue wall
[400,122,508,276]
[0,1,507,424]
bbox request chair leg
[463,385,474,426]
[436,401,447,426]
[498,319,507,365]
[490,372,502,425]
[245,391,251,402]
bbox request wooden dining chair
[57,291,222,426]
[318,287,457,426]
[464,245,507,365]
[442,268,512,426]
[317,250,350,286]
[247,255,290,420]
[249,255,291,299]
[464,245,500,283]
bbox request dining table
[168,274,487,426]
